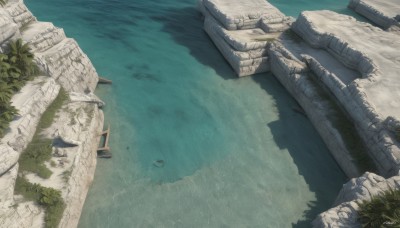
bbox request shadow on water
[151,7,236,80]
[155,6,346,227]
[252,74,346,227]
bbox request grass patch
[15,176,65,228]
[357,188,400,227]
[19,138,53,178]
[61,169,71,183]
[18,88,68,179]
[38,88,68,130]
[305,73,377,173]
[49,160,56,168]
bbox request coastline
[0,0,104,227]
[0,0,398,227]
[198,0,400,226]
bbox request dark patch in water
[151,7,236,80]
[174,109,188,122]
[132,72,161,82]
[147,106,164,116]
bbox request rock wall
[42,102,104,228]
[292,10,400,177]
[0,0,104,227]
[198,0,291,76]
[268,43,360,177]
[313,172,400,227]
[0,77,60,209]
[349,0,400,32]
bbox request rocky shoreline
[0,0,399,227]
[0,0,104,227]
[199,0,400,226]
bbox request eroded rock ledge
[349,0,400,33]
[199,0,400,226]
[0,0,104,227]
[313,172,400,227]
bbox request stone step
[21,21,66,53]
[204,17,269,76]
[260,18,292,33]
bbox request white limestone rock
[0,164,18,205]
[69,92,105,107]
[349,0,400,31]
[313,173,400,227]
[1,77,60,153]
[0,8,19,50]
[334,172,400,205]
[201,0,286,30]
[0,201,44,228]
[204,17,270,76]
[21,21,66,53]
[268,42,361,178]
[35,38,99,93]
[292,10,400,176]
[4,0,36,27]
[0,146,18,176]
[42,101,104,228]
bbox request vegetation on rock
[0,39,39,137]
[16,88,68,228]
[15,176,65,228]
[357,189,400,227]
[19,88,68,178]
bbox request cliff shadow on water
[252,74,347,227]
[155,6,346,227]
[151,7,237,80]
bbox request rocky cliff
[313,172,400,227]
[349,0,400,33]
[0,0,104,227]
[198,0,292,76]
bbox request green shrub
[18,87,68,178]
[15,176,65,228]
[19,138,53,178]
[0,39,38,138]
[357,189,400,227]
[37,88,68,130]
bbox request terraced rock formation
[0,0,104,227]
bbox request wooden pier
[98,76,112,84]
[97,124,111,158]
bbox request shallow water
[24,0,353,227]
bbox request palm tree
[0,83,13,103]
[0,54,10,80]
[0,0,7,7]
[8,39,36,79]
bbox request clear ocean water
[24,0,358,227]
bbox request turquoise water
[24,0,353,227]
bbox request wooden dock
[97,124,111,158]
[98,76,112,84]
